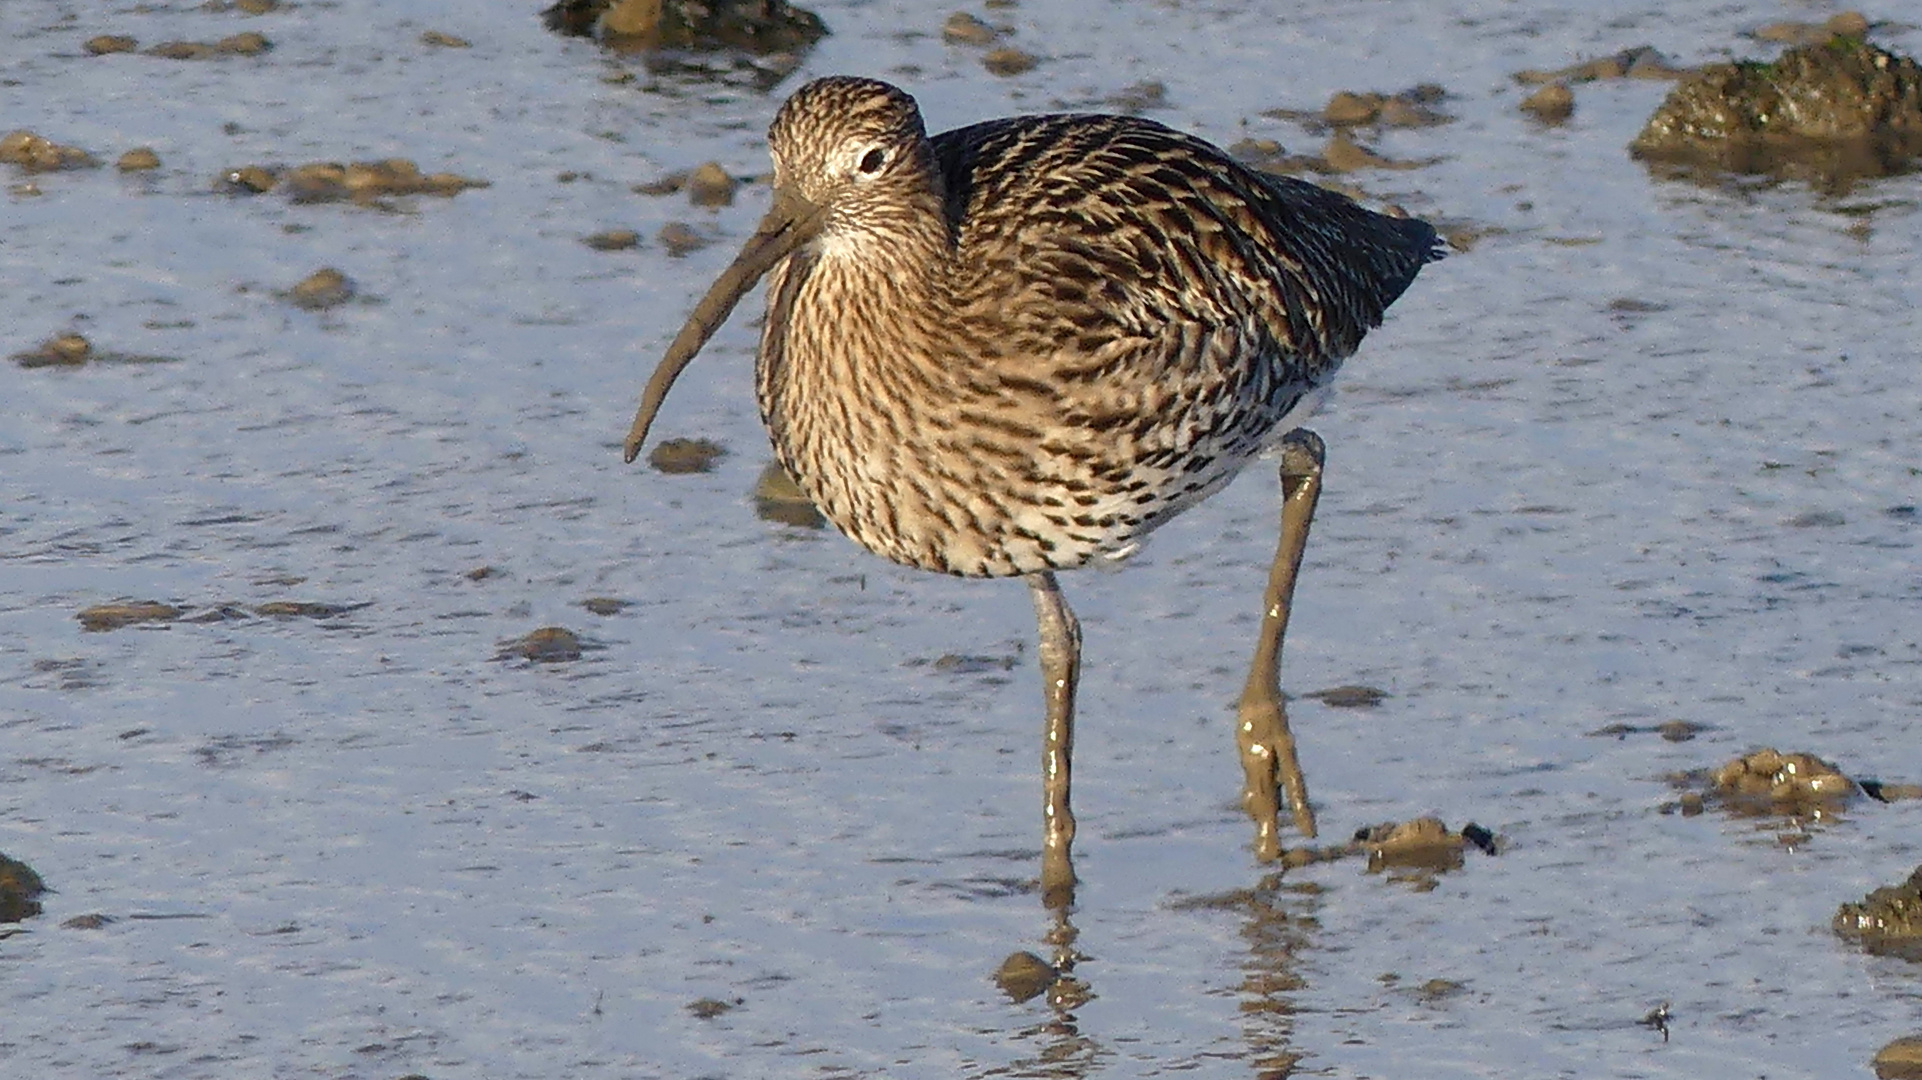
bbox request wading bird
[623,76,1440,908]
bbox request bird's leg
[1027,570,1081,911]
[1236,428,1325,858]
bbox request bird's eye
[857,148,887,175]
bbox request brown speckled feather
[748,77,1441,577]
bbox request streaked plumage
[623,76,1440,905]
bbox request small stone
[85,34,139,55]
[76,601,184,631]
[583,228,640,251]
[1324,91,1382,126]
[1106,80,1166,112]
[1521,82,1575,122]
[649,437,726,474]
[1321,131,1391,172]
[0,853,46,923]
[284,267,355,310]
[496,626,585,663]
[235,0,281,13]
[216,31,273,55]
[148,41,220,60]
[0,130,99,171]
[13,332,94,368]
[752,461,825,529]
[1306,684,1387,708]
[942,11,1000,46]
[685,161,738,207]
[657,221,708,257]
[221,164,278,193]
[117,147,161,171]
[282,162,347,202]
[420,29,471,47]
[61,913,114,930]
[253,601,360,618]
[993,951,1056,1003]
[686,997,738,1019]
[1835,864,1922,962]
[633,170,688,197]
[1876,1035,1922,1080]
[1827,11,1871,38]
[1356,817,1470,874]
[580,597,629,616]
[982,47,1038,77]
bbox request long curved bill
[622,185,828,464]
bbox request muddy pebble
[1835,864,1922,962]
[752,461,826,529]
[219,31,273,55]
[1711,747,1858,811]
[0,853,46,923]
[496,626,586,663]
[1877,1036,1922,1080]
[686,996,740,1019]
[85,34,139,55]
[993,950,1057,1003]
[942,11,1000,46]
[982,47,1038,77]
[657,221,709,257]
[254,601,362,619]
[1,130,99,171]
[222,164,279,193]
[465,565,500,582]
[1517,45,1686,85]
[1754,12,1873,46]
[1304,684,1387,708]
[648,437,726,474]
[284,267,356,310]
[148,41,219,60]
[685,161,738,207]
[580,597,629,616]
[275,158,485,204]
[543,0,826,54]
[633,170,688,197]
[13,332,93,368]
[421,30,471,48]
[1323,91,1380,126]
[583,228,640,251]
[76,601,185,631]
[1106,80,1166,112]
[1356,817,1480,874]
[1376,92,1449,128]
[61,913,114,930]
[116,147,161,171]
[1320,131,1395,172]
[234,0,282,13]
[1521,82,1575,123]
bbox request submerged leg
[1236,428,1326,857]
[1027,570,1081,911]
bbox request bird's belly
[769,415,1275,580]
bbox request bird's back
[932,113,1440,375]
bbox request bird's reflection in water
[991,905,1101,1077]
[1167,871,1320,1079]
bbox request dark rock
[1631,38,1922,191]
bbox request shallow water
[3,1,1920,1077]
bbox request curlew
[623,76,1440,908]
